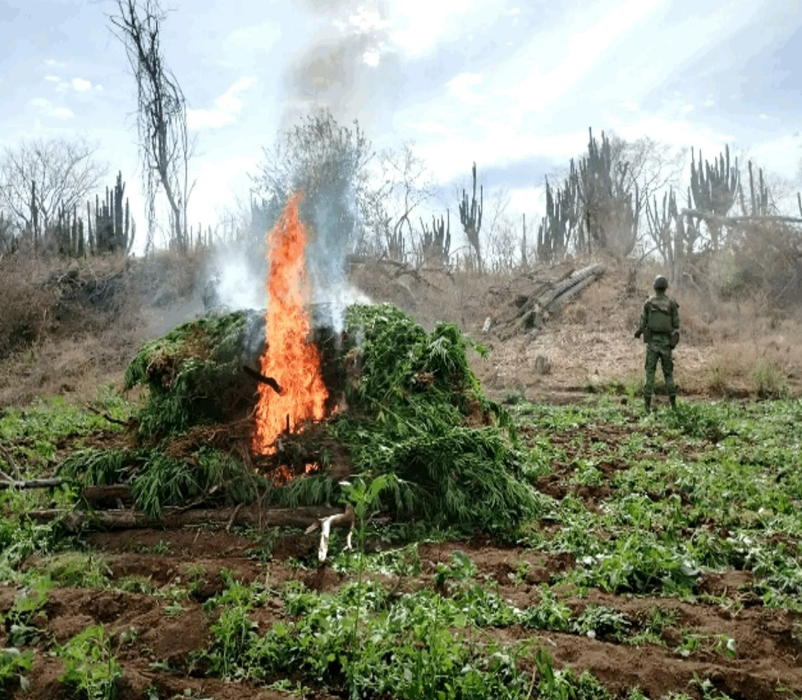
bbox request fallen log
[27,505,344,533]
[496,264,605,339]
[82,484,134,507]
[0,477,65,490]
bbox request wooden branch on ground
[86,405,130,427]
[304,503,356,562]
[0,477,65,490]
[27,505,344,533]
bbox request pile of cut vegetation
[59,303,540,535]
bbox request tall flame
[252,194,329,455]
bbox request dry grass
[0,249,210,407]
[1,248,800,408]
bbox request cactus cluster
[739,160,771,217]
[419,212,450,267]
[689,145,739,251]
[43,171,135,257]
[537,129,638,262]
[537,173,579,263]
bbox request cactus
[536,174,578,263]
[571,128,638,258]
[419,211,450,267]
[689,145,739,251]
[459,162,483,271]
[385,223,406,262]
[739,160,770,217]
[91,171,134,254]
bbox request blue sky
[1,0,800,248]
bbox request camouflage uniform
[635,276,680,412]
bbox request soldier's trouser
[644,346,676,399]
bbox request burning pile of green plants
[63,303,541,535]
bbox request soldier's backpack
[646,296,673,333]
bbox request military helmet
[653,275,668,291]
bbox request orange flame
[252,194,329,456]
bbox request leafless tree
[364,142,434,261]
[253,108,373,253]
[483,188,519,271]
[0,137,107,249]
[110,0,195,254]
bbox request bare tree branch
[0,137,107,247]
[109,0,195,253]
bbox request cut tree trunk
[27,505,343,533]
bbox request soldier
[634,275,680,413]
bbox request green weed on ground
[513,397,802,607]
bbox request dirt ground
[2,257,802,698]
[3,525,799,700]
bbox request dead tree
[110,0,195,254]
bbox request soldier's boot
[669,395,677,411]
[644,395,652,414]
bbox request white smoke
[213,247,266,311]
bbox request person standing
[635,275,680,413]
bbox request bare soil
[3,522,800,699]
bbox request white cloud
[227,21,282,51]
[508,0,664,114]
[621,101,639,112]
[349,6,389,33]
[447,72,486,105]
[71,77,92,92]
[44,75,60,83]
[44,59,66,68]
[749,133,802,178]
[187,77,257,130]
[95,85,104,92]
[363,50,381,67]
[29,98,74,120]
[387,0,482,57]
[681,104,694,114]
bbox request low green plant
[572,604,631,641]
[57,625,122,700]
[0,647,33,693]
[1,575,53,646]
[37,552,111,588]
[520,587,573,632]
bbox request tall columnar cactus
[385,224,406,263]
[459,162,483,271]
[537,171,580,263]
[739,160,770,217]
[92,171,134,254]
[51,201,87,258]
[571,127,638,259]
[689,145,739,251]
[419,211,451,267]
